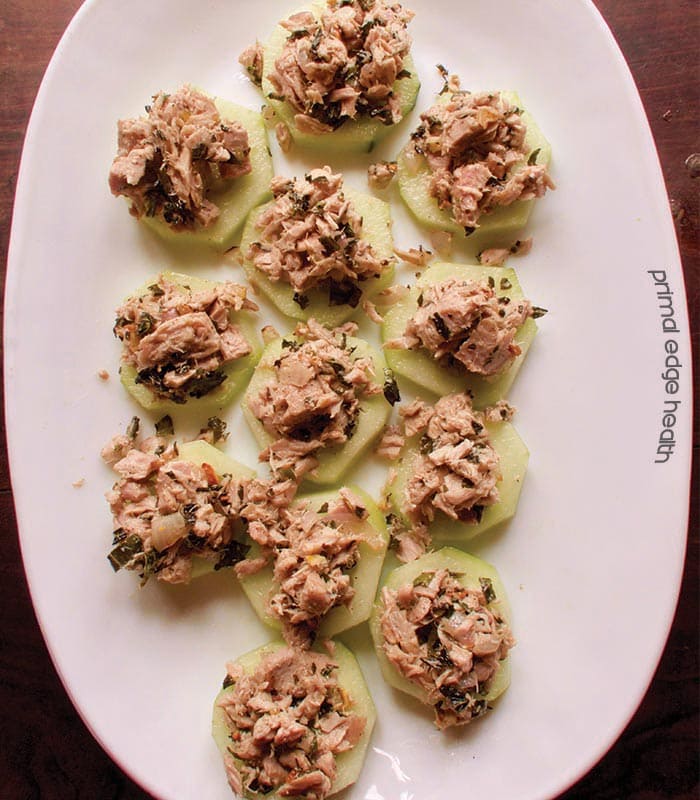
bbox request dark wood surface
[1,1,697,798]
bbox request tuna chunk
[248,167,391,301]
[113,273,257,404]
[386,277,533,377]
[249,320,381,479]
[380,569,514,728]
[217,647,366,799]
[408,87,554,229]
[260,0,414,132]
[109,85,252,230]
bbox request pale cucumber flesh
[118,271,262,413]
[141,100,273,251]
[369,547,512,706]
[211,640,376,799]
[243,335,391,486]
[239,188,395,325]
[381,261,537,407]
[239,486,389,638]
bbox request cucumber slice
[382,261,537,407]
[242,334,391,486]
[387,420,528,542]
[397,92,551,248]
[369,547,511,708]
[262,7,419,154]
[212,640,376,799]
[239,486,389,637]
[141,100,273,251]
[240,188,395,325]
[118,271,262,413]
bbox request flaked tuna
[249,320,381,479]
[109,85,252,229]
[258,0,414,131]
[114,274,257,404]
[237,489,369,646]
[248,167,390,301]
[386,277,533,377]
[380,569,514,728]
[217,647,366,799]
[407,88,554,230]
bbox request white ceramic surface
[6,1,692,799]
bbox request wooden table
[1,2,697,798]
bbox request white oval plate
[6,1,692,799]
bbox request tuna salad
[385,276,536,377]
[406,89,554,231]
[258,0,414,134]
[390,393,501,561]
[379,568,514,728]
[247,320,382,479]
[102,427,251,584]
[114,273,257,404]
[109,85,252,229]
[216,646,366,798]
[236,489,370,647]
[247,168,391,306]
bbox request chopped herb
[318,502,329,514]
[222,674,235,689]
[187,369,227,398]
[137,312,156,337]
[479,577,496,603]
[201,416,228,443]
[328,278,362,308]
[499,277,512,290]
[148,283,165,297]
[531,306,548,319]
[107,534,143,572]
[527,148,541,166]
[383,368,401,406]
[126,416,140,440]
[214,539,250,570]
[155,415,174,436]
[431,312,450,340]
[293,292,310,309]
[487,276,495,289]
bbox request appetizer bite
[241,0,420,152]
[114,271,260,412]
[243,319,392,485]
[237,487,389,645]
[239,167,395,325]
[370,548,514,728]
[102,432,254,585]
[109,86,273,250]
[397,78,553,246]
[382,262,542,406]
[384,392,528,561]
[212,641,375,799]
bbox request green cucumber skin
[261,6,420,153]
[239,486,389,638]
[140,100,273,251]
[118,271,262,414]
[387,420,529,542]
[239,188,396,325]
[369,547,512,706]
[381,262,537,407]
[211,640,376,799]
[243,336,391,486]
[397,92,551,249]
